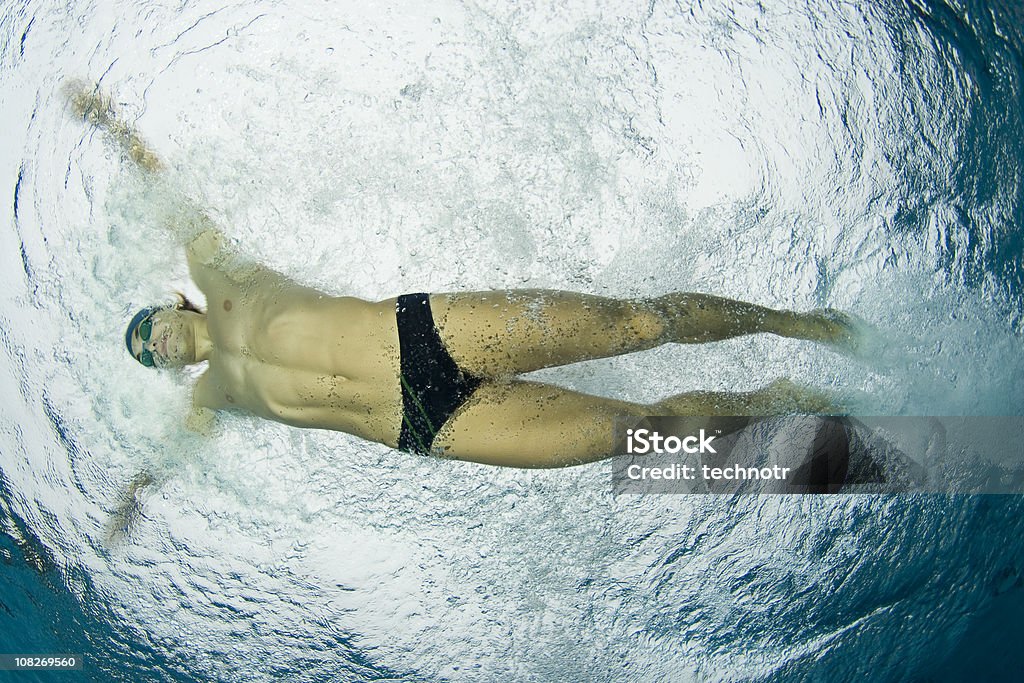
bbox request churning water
[1,0,1023,680]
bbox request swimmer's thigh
[429,290,663,377]
[432,380,643,468]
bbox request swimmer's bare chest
[194,282,405,446]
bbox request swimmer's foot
[786,308,876,356]
[752,378,841,415]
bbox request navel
[223,299,233,311]
[225,393,235,404]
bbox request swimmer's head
[125,294,206,369]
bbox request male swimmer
[69,84,862,469]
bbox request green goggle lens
[136,316,156,367]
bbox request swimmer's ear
[103,471,155,546]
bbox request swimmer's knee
[623,304,666,346]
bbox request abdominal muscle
[242,364,403,445]
[199,294,405,447]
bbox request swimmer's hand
[62,79,115,127]
[61,79,163,173]
[104,471,155,545]
[185,405,217,436]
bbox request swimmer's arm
[183,223,260,291]
[105,471,155,545]
[185,223,300,293]
[187,377,221,436]
[64,80,163,174]
[63,85,291,289]
[185,223,228,269]
[63,83,233,262]
[183,222,233,295]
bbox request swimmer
[70,83,862,469]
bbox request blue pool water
[1,0,1023,680]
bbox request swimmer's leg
[431,290,862,377]
[655,378,837,415]
[431,378,837,468]
[431,290,665,377]
[648,293,861,349]
[63,81,163,173]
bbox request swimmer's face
[128,308,200,368]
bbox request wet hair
[173,291,206,315]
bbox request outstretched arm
[104,471,155,545]
[64,81,283,288]
[64,81,219,249]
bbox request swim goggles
[125,306,160,367]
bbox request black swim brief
[396,293,483,455]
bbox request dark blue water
[899,0,1023,323]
